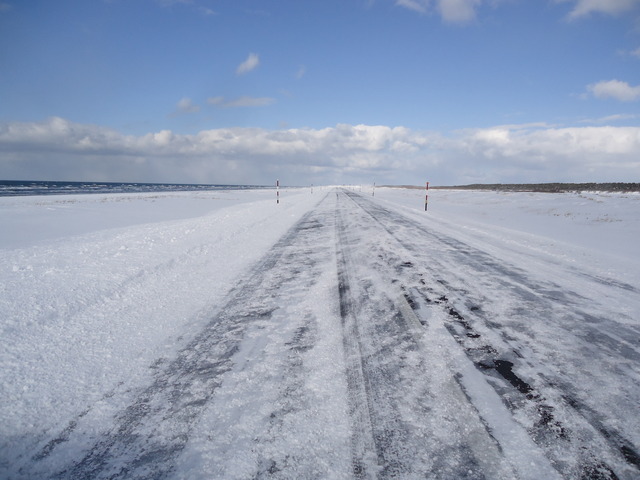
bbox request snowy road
[2,188,639,479]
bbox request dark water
[0,180,271,197]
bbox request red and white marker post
[276,179,280,204]
[424,181,429,211]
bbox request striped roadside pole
[425,181,429,211]
[277,179,280,204]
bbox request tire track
[25,198,340,480]
[19,188,639,479]
[224,198,349,479]
[335,200,380,478]
[348,191,640,363]
[343,190,640,480]
[334,191,499,479]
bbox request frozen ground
[0,186,639,479]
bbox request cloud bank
[1,118,639,185]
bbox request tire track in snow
[352,192,640,365]
[194,198,351,479]
[335,196,380,478]
[334,190,508,478]
[344,190,640,480]
[337,193,439,478]
[19,188,639,479]
[25,196,345,479]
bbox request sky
[1,0,640,186]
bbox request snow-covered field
[1,187,639,479]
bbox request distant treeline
[387,183,640,193]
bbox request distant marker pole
[373,182,375,197]
[425,181,429,211]
[276,179,280,204]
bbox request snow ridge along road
[3,188,639,479]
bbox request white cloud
[172,97,201,116]
[226,96,275,107]
[459,125,640,168]
[397,0,640,23]
[580,113,639,124]
[437,0,482,23]
[207,96,275,107]
[631,47,640,58]
[556,0,640,19]
[295,65,306,80]
[1,117,639,185]
[206,96,225,106]
[236,53,260,75]
[395,0,429,14]
[396,0,482,23]
[588,79,640,102]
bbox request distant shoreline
[385,183,640,193]
[0,180,271,197]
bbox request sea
[0,180,271,197]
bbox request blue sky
[1,0,639,185]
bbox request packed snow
[1,186,638,479]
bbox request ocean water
[0,180,270,197]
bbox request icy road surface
[1,188,639,479]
